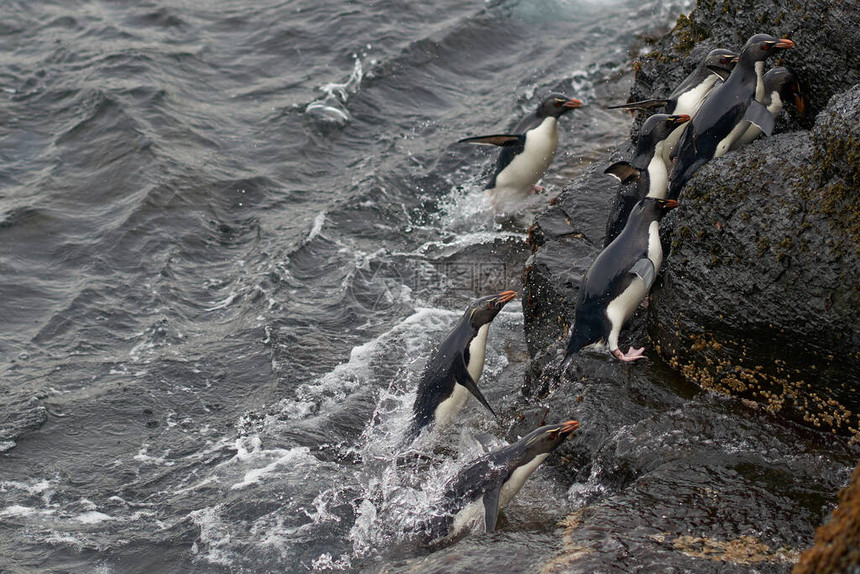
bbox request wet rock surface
[651,86,860,436]
[518,0,860,571]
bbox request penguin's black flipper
[744,100,775,136]
[629,258,657,290]
[453,355,496,417]
[458,134,525,148]
[606,99,670,111]
[483,484,502,532]
[604,161,641,185]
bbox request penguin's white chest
[498,453,548,509]
[646,220,663,271]
[718,61,767,157]
[674,75,718,118]
[450,453,548,536]
[433,324,490,429]
[754,61,766,102]
[451,499,485,536]
[734,91,783,149]
[715,119,751,158]
[659,124,685,169]
[647,143,670,199]
[466,324,490,382]
[492,117,558,197]
[433,383,470,430]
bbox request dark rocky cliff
[518,0,860,570]
[524,0,860,435]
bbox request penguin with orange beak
[730,66,806,151]
[459,94,583,212]
[419,420,580,541]
[408,291,517,440]
[668,34,796,198]
[563,197,679,365]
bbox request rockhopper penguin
[608,48,738,116]
[408,290,517,441]
[667,34,796,198]
[417,420,580,541]
[603,113,690,245]
[729,66,806,151]
[459,94,583,213]
[563,197,678,365]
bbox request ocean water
[2,1,850,572]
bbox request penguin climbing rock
[667,34,796,198]
[603,113,690,245]
[563,197,678,365]
[459,94,583,212]
[609,49,738,191]
[408,290,517,441]
[418,420,580,541]
[729,66,806,151]
[608,48,738,117]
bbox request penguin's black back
[409,314,475,436]
[669,64,757,196]
[419,445,517,539]
[568,203,655,353]
[484,109,545,188]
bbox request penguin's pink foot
[530,184,544,194]
[612,347,646,362]
[639,298,649,309]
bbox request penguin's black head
[639,113,691,146]
[765,66,806,116]
[742,34,795,62]
[537,93,583,119]
[634,197,679,222]
[518,420,580,460]
[468,290,516,329]
[703,48,739,80]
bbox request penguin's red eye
[762,43,771,50]
[547,431,558,440]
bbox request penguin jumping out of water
[603,113,690,245]
[667,34,796,198]
[408,290,517,441]
[418,420,580,542]
[459,94,583,213]
[729,66,806,151]
[563,197,678,365]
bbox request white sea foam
[204,291,238,311]
[311,552,352,571]
[230,447,312,490]
[134,445,174,466]
[306,211,326,243]
[277,307,457,422]
[75,511,114,524]
[189,505,234,566]
[0,504,38,518]
[305,56,364,126]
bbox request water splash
[305,56,364,126]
